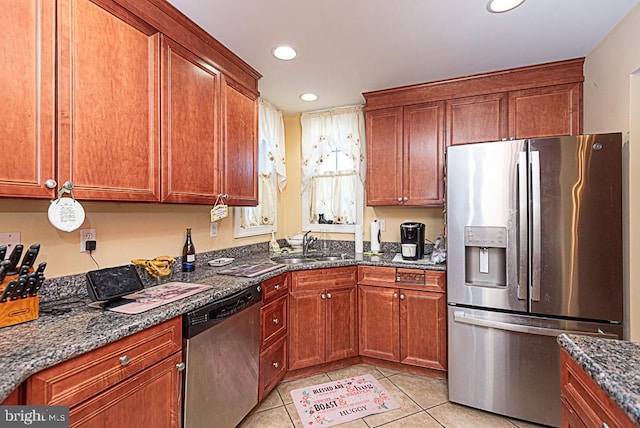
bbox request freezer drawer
[447,306,621,427]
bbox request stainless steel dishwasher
[183,285,261,428]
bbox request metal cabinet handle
[45,179,57,189]
[601,423,609,428]
[403,197,408,202]
[327,293,332,299]
[393,293,398,299]
[272,318,279,325]
[119,355,130,367]
[272,361,279,368]
[321,294,326,299]
[397,197,402,202]
[274,284,280,290]
[400,294,405,300]
[62,181,74,190]
[176,362,186,371]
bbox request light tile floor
[238,364,548,428]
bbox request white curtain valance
[300,105,366,192]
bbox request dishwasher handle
[453,311,619,339]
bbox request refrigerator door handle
[530,150,541,302]
[453,311,618,339]
[517,151,528,301]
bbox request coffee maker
[400,222,425,260]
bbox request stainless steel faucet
[302,231,318,256]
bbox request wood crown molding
[363,57,584,111]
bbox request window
[301,106,366,233]
[234,99,286,237]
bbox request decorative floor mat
[290,374,401,427]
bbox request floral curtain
[300,106,366,192]
[301,106,365,225]
[239,99,286,229]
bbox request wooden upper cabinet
[161,36,220,203]
[403,102,445,205]
[0,0,56,198]
[57,0,161,201]
[221,76,258,206]
[365,107,403,206]
[509,83,582,139]
[446,93,508,146]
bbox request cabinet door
[289,290,325,370]
[358,285,399,362]
[403,102,445,205]
[446,93,508,146]
[0,0,55,198]
[259,335,287,402]
[365,107,403,206]
[221,76,258,206]
[70,352,182,428]
[325,286,358,363]
[509,83,582,139]
[161,37,221,203]
[58,0,161,201]
[400,289,447,370]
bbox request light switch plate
[0,232,21,259]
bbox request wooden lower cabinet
[26,317,183,427]
[358,267,447,371]
[560,349,634,428]
[289,267,358,371]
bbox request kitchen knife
[1,279,17,303]
[11,276,27,300]
[18,243,40,272]
[35,261,47,275]
[6,244,23,275]
[0,259,11,284]
[0,245,6,261]
[29,274,45,297]
[22,273,38,299]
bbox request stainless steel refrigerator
[446,134,624,427]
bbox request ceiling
[166,0,639,114]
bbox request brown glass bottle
[182,227,195,272]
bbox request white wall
[584,3,640,340]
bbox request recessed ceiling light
[300,93,318,102]
[486,0,526,13]
[272,46,297,60]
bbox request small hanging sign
[210,195,228,222]
[48,183,85,232]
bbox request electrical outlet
[379,219,386,232]
[0,232,21,259]
[80,228,96,252]
[210,222,218,237]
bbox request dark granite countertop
[558,333,640,425]
[0,246,445,402]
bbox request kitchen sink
[270,254,352,264]
[271,256,318,264]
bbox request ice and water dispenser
[464,226,507,287]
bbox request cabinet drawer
[259,335,287,401]
[261,295,287,349]
[358,266,396,285]
[27,317,182,407]
[424,271,446,292]
[291,267,357,291]
[262,273,288,304]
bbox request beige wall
[584,3,640,340]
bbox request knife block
[0,274,39,329]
